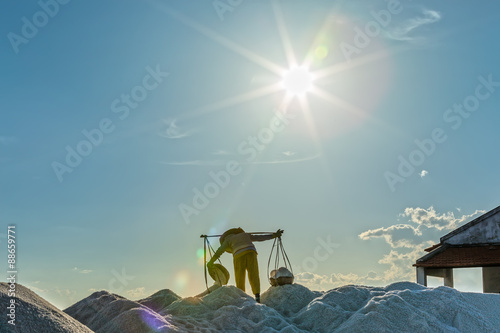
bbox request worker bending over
[207,227,282,303]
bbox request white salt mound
[4,281,500,332]
[64,282,500,333]
[0,283,93,333]
[64,290,179,332]
[138,289,181,314]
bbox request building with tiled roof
[414,205,500,293]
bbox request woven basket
[270,267,294,286]
[208,263,230,285]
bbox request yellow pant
[233,251,260,295]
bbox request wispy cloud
[282,151,296,157]
[249,154,320,165]
[212,150,231,156]
[159,119,197,139]
[400,206,483,231]
[160,153,320,166]
[387,9,441,41]
[72,267,93,274]
[358,206,485,282]
[160,160,227,166]
[359,207,484,247]
[26,285,48,294]
[359,224,421,249]
[125,287,147,299]
[420,170,428,178]
[295,270,381,290]
[55,288,76,297]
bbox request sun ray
[151,1,286,76]
[272,0,298,68]
[182,83,283,121]
[312,47,405,80]
[298,96,332,183]
[312,87,390,129]
[226,96,296,215]
[149,0,391,168]
[302,5,341,68]
[279,92,294,114]
[311,86,367,118]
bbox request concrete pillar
[424,268,454,288]
[443,268,454,288]
[482,266,500,293]
[416,267,427,286]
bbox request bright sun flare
[281,67,313,95]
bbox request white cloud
[248,154,320,165]
[126,287,147,299]
[295,271,382,290]
[400,206,484,231]
[159,119,197,139]
[295,207,478,289]
[377,246,429,281]
[160,160,226,166]
[358,207,485,283]
[330,271,380,285]
[72,267,93,274]
[387,9,441,41]
[295,272,333,290]
[420,170,428,178]
[282,151,296,157]
[212,150,231,156]
[160,153,320,166]
[55,288,76,297]
[26,285,48,294]
[359,224,421,248]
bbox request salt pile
[64,282,500,333]
[138,289,181,315]
[2,282,499,332]
[0,283,92,333]
[64,290,179,332]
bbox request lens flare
[174,271,190,292]
[314,45,328,59]
[196,248,204,259]
[197,248,205,266]
[140,309,167,332]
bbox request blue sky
[1,0,499,308]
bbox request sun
[281,66,314,95]
[158,0,370,127]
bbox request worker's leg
[233,255,246,292]
[247,252,260,295]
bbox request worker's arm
[250,229,283,242]
[208,240,229,265]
